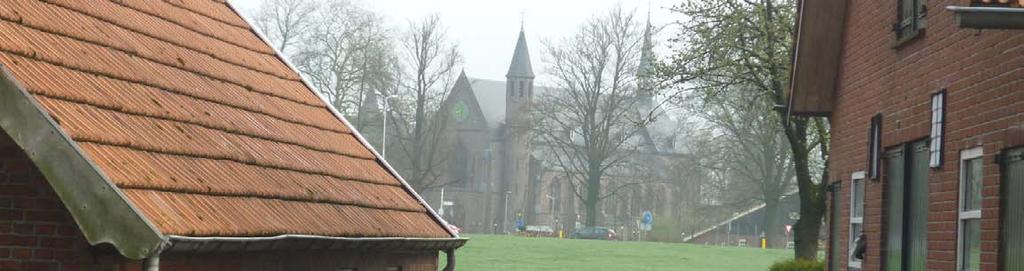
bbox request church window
[519,81,525,97]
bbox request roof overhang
[787,0,849,117]
[164,235,468,254]
[947,6,1024,29]
[0,66,167,259]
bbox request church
[422,24,693,238]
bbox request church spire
[637,13,655,101]
[506,25,535,79]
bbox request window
[869,114,883,179]
[958,148,983,271]
[930,91,946,168]
[1002,147,1024,270]
[849,172,866,270]
[519,81,525,97]
[895,0,926,43]
[885,141,929,271]
[829,182,843,271]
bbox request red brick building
[789,0,1022,270]
[0,1,464,270]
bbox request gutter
[164,235,468,253]
[947,6,1024,29]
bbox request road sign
[642,211,653,225]
[785,224,792,234]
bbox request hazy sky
[228,0,680,84]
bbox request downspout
[443,249,456,271]
[143,254,160,271]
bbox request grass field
[443,234,792,271]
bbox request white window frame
[849,171,866,269]
[958,147,983,271]
[930,90,946,168]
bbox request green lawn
[442,234,792,270]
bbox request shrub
[768,259,824,271]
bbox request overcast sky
[228,0,680,84]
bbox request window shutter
[899,0,916,32]
[895,0,926,41]
[907,142,930,270]
[885,147,905,271]
[1002,148,1024,270]
[830,185,842,271]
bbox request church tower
[503,25,535,228]
[506,26,534,127]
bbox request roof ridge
[119,187,424,213]
[35,95,354,159]
[3,54,344,134]
[74,141,388,186]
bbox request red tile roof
[0,0,450,239]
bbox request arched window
[519,81,524,97]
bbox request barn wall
[0,130,124,271]
[150,251,437,271]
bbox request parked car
[570,227,618,240]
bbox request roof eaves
[224,2,460,239]
[165,235,469,253]
[0,66,166,260]
[786,0,848,117]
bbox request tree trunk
[763,198,781,248]
[778,117,827,260]
[585,173,601,227]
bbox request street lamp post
[381,95,396,159]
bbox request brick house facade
[789,0,1022,270]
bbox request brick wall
[827,0,1023,270]
[0,131,115,271]
[152,251,437,271]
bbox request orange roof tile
[0,0,451,243]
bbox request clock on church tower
[453,100,468,122]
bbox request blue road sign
[642,211,653,225]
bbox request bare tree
[533,6,649,227]
[683,89,795,247]
[287,0,396,120]
[253,0,397,147]
[253,0,318,55]
[660,0,829,259]
[384,14,463,192]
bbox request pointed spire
[637,11,656,103]
[639,13,655,74]
[506,25,535,79]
